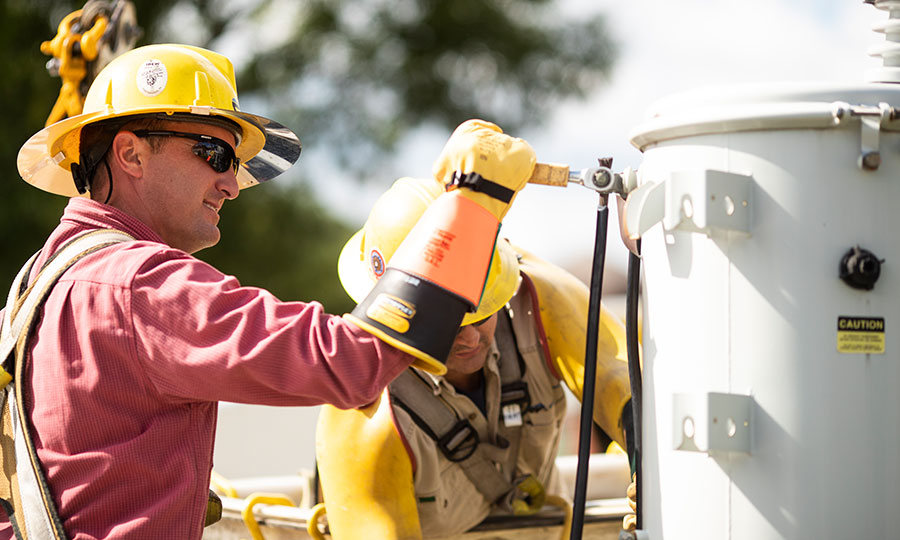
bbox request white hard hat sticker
[136,59,168,97]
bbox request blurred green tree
[0,0,615,313]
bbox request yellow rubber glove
[508,475,547,516]
[432,119,536,221]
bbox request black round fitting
[839,246,883,291]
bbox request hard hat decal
[136,59,168,97]
[370,249,385,278]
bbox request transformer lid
[629,81,900,151]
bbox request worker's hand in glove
[345,120,536,372]
[508,475,546,516]
[432,119,536,221]
[622,473,637,532]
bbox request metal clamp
[664,170,752,235]
[849,102,895,171]
[673,392,753,454]
[565,166,619,194]
[624,169,753,239]
[859,113,882,170]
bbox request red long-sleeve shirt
[1,197,411,539]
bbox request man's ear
[109,131,146,178]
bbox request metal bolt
[859,151,881,171]
[592,168,612,189]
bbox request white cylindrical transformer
[627,81,900,540]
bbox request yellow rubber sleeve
[316,390,422,540]
[517,246,633,448]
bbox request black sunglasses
[132,130,241,175]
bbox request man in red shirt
[3,43,536,539]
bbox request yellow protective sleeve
[315,390,422,540]
[517,246,634,449]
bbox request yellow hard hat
[17,43,301,197]
[337,177,520,326]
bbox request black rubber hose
[625,241,642,530]
[569,199,609,540]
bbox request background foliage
[0,0,615,312]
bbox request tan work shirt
[391,287,567,537]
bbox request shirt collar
[61,197,166,244]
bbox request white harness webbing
[0,229,133,540]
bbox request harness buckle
[500,381,530,410]
[438,419,479,462]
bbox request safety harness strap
[0,253,40,388]
[388,307,531,505]
[1,229,133,540]
[390,370,511,503]
[492,308,528,481]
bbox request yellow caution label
[837,316,885,354]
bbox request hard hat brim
[337,228,521,326]
[17,107,301,197]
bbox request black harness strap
[449,171,515,203]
